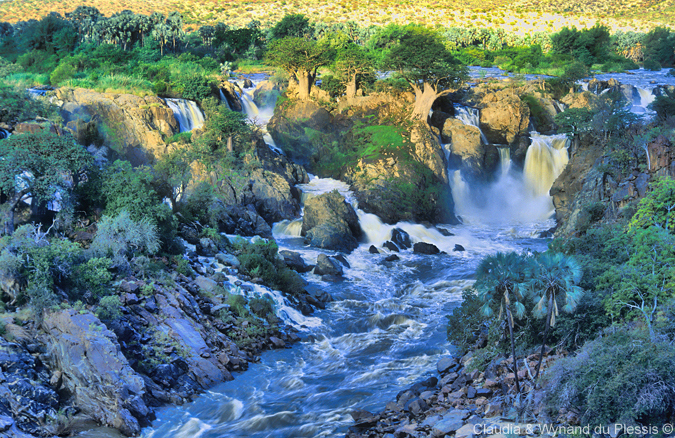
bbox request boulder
[219,81,243,111]
[57,88,178,165]
[383,241,399,252]
[41,310,148,436]
[479,90,530,145]
[314,254,344,277]
[368,245,380,254]
[302,190,362,252]
[453,244,465,252]
[413,242,440,255]
[279,250,313,273]
[391,228,412,249]
[442,118,488,180]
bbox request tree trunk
[296,70,314,100]
[411,82,441,121]
[506,305,521,394]
[2,189,28,236]
[534,294,554,381]
[345,75,357,99]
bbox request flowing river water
[136,68,669,437]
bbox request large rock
[302,190,362,252]
[479,90,530,145]
[442,118,498,181]
[268,99,336,165]
[57,88,178,165]
[314,254,344,277]
[41,310,148,436]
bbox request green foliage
[0,224,81,315]
[49,62,75,85]
[176,73,213,101]
[643,58,662,71]
[381,25,467,94]
[521,95,548,129]
[629,176,675,233]
[227,293,248,317]
[554,107,594,137]
[96,294,122,320]
[265,37,335,96]
[17,50,58,74]
[101,160,176,245]
[649,95,675,122]
[543,327,675,426]
[89,210,160,270]
[643,27,675,67]
[269,14,312,40]
[446,287,487,353]
[550,25,611,67]
[233,238,305,297]
[0,84,55,124]
[73,257,113,299]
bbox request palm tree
[526,252,584,380]
[474,252,530,394]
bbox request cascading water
[235,78,284,155]
[165,98,205,132]
[523,133,569,197]
[454,105,488,144]
[450,134,569,224]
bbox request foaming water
[165,98,205,132]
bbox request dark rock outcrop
[302,190,362,252]
[314,254,344,277]
[413,242,441,255]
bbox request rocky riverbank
[345,349,564,438]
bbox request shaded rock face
[202,139,308,237]
[219,81,243,112]
[268,99,337,166]
[478,90,530,145]
[0,342,60,436]
[41,309,148,436]
[302,190,362,252]
[552,135,675,237]
[442,118,498,181]
[56,88,179,166]
[561,91,600,110]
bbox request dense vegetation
[447,83,675,427]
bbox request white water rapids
[138,78,572,438]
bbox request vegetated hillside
[0,0,672,34]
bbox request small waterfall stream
[235,78,284,154]
[454,105,488,144]
[165,98,206,132]
[523,133,570,197]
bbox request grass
[0,0,671,36]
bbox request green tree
[474,252,530,393]
[0,132,93,235]
[630,176,675,233]
[333,43,374,98]
[265,37,334,100]
[381,26,467,120]
[269,14,311,40]
[525,252,583,380]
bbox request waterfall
[497,147,511,178]
[165,98,205,132]
[636,87,656,111]
[523,133,570,197]
[454,105,488,144]
[239,91,259,118]
[272,219,303,237]
[449,134,569,224]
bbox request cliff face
[56,88,179,165]
[552,135,675,237]
[268,94,456,224]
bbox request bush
[72,257,113,299]
[89,211,160,270]
[649,95,675,122]
[644,58,662,71]
[49,62,75,86]
[543,327,675,426]
[96,295,122,320]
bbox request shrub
[96,295,122,321]
[72,257,113,299]
[89,211,160,270]
[543,327,675,426]
[49,62,75,86]
[644,58,662,71]
[649,95,675,122]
